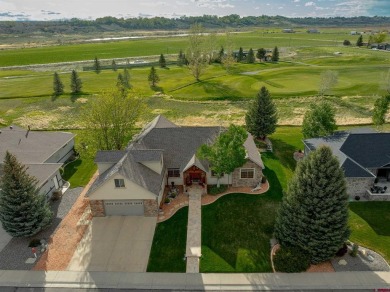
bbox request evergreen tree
[237,47,244,62]
[159,53,166,68]
[70,70,82,94]
[302,101,337,138]
[372,95,390,127]
[52,72,64,96]
[112,59,117,71]
[356,35,363,47]
[245,86,278,139]
[123,68,131,89]
[0,152,52,237]
[256,48,266,61]
[148,66,160,87]
[271,46,279,62]
[246,48,255,63]
[216,46,225,63]
[93,56,101,74]
[274,146,350,264]
[116,73,127,96]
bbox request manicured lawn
[147,207,188,272]
[349,202,390,263]
[61,157,97,187]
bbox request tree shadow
[198,79,243,100]
[150,85,164,93]
[71,93,82,103]
[269,139,298,172]
[349,202,390,236]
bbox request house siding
[232,160,263,188]
[144,199,158,216]
[346,177,375,198]
[90,200,105,217]
[39,170,63,200]
[45,139,75,163]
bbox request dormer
[131,149,164,175]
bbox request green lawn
[147,207,188,272]
[62,157,97,187]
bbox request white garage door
[104,200,144,216]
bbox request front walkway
[185,185,203,273]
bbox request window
[240,168,254,179]
[168,168,180,177]
[114,179,125,188]
[211,170,224,177]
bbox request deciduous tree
[197,125,247,187]
[186,24,209,81]
[372,95,390,127]
[256,48,266,61]
[0,152,52,237]
[245,86,278,139]
[274,146,350,264]
[84,88,144,150]
[302,101,337,138]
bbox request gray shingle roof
[95,151,127,163]
[0,126,74,164]
[244,133,265,169]
[341,159,375,178]
[340,133,390,168]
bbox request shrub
[164,197,170,204]
[336,243,348,257]
[343,40,351,46]
[273,246,311,273]
[207,184,228,195]
[350,243,359,257]
[28,239,41,247]
[261,175,267,184]
[355,195,360,201]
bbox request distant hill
[0,15,389,35]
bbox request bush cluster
[273,246,311,273]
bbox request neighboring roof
[132,115,178,144]
[303,129,390,178]
[88,150,164,197]
[25,163,63,187]
[129,126,221,171]
[95,151,127,163]
[340,133,390,168]
[244,133,265,169]
[0,125,74,164]
[183,154,207,173]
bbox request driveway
[67,216,156,272]
[0,225,12,252]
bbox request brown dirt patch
[33,172,98,271]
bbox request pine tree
[70,70,82,94]
[112,60,117,71]
[274,146,350,264]
[256,48,266,61]
[0,151,52,237]
[93,56,101,74]
[216,46,225,63]
[148,66,160,87]
[53,72,64,96]
[177,50,185,66]
[159,54,166,68]
[271,46,279,62]
[245,86,278,139]
[356,35,363,47]
[237,47,244,62]
[246,48,255,63]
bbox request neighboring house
[307,29,319,34]
[303,128,390,201]
[87,115,265,217]
[0,125,75,199]
[282,29,295,33]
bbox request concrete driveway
[0,225,12,252]
[67,216,156,272]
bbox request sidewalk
[0,270,389,290]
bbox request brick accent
[90,200,105,217]
[232,160,263,188]
[346,177,375,199]
[144,199,158,217]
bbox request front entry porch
[184,165,206,186]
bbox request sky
[0,0,389,21]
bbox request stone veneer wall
[364,193,390,201]
[232,160,263,188]
[90,200,105,217]
[346,177,375,198]
[144,199,158,216]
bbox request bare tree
[381,69,390,94]
[221,31,236,73]
[318,70,338,96]
[186,24,209,81]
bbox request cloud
[305,1,315,6]
[293,0,300,2]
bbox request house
[303,129,390,201]
[87,115,264,217]
[0,125,75,199]
[307,29,319,34]
[282,29,295,33]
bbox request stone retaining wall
[90,200,105,217]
